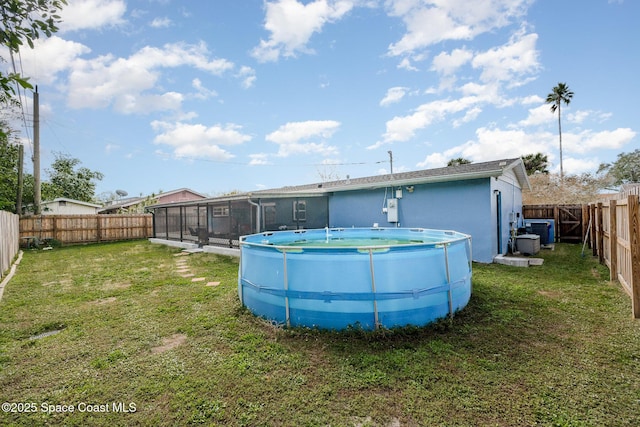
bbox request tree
[546,82,574,180]
[447,157,472,167]
[1,0,67,104]
[44,152,104,202]
[523,172,607,205]
[597,149,640,185]
[0,127,19,211]
[522,153,549,175]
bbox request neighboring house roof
[150,158,530,208]
[42,198,102,208]
[99,188,206,213]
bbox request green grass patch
[0,241,639,426]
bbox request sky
[3,0,638,199]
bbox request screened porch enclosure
[151,196,328,248]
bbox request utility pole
[387,150,393,174]
[33,86,41,215]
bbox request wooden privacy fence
[19,214,153,245]
[1,211,20,278]
[522,204,587,243]
[589,195,640,319]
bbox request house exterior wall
[42,201,100,215]
[490,169,525,256]
[328,178,504,263]
[258,197,329,232]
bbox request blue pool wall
[328,174,524,263]
[238,228,472,330]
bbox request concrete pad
[494,254,530,267]
[206,281,221,287]
[149,238,198,250]
[183,248,204,254]
[191,277,206,282]
[181,273,195,278]
[202,245,240,257]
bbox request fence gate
[522,204,585,243]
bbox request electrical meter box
[387,198,398,223]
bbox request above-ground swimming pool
[238,227,472,330]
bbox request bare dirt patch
[89,296,117,305]
[151,333,187,354]
[538,290,562,298]
[102,282,132,291]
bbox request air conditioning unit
[516,234,540,255]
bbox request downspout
[495,190,502,255]
[247,196,261,233]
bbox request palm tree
[447,157,472,167]
[522,153,549,175]
[546,82,574,179]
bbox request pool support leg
[283,251,291,327]
[444,243,453,319]
[369,249,380,330]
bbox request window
[293,200,306,222]
[213,206,229,217]
[263,203,276,226]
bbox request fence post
[597,202,604,264]
[628,195,640,319]
[553,205,560,242]
[609,199,617,282]
[591,204,597,256]
[581,204,589,243]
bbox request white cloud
[521,95,544,105]
[471,29,540,86]
[8,36,91,85]
[397,57,419,71]
[431,48,473,75]
[237,66,257,89]
[563,128,636,154]
[251,0,355,62]
[417,126,555,168]
[386,0,531,57]
[66,42,234,113]
[249,153,271,165]
[557,157,601,175]
[59,0,127,32]
[380,87,408,106]
[151,121,252,160]
[266,120,340,157]
[191,79,218,100]
[150,17,172,28]
[518,104,554,127]
[381,96,480,143]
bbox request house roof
[100,188,206,212]
[150,158,530,208]
[42,198,102,208]
[252,158,530,196]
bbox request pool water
[280,237,433,247]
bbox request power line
[8,48,33,158]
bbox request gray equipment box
[516,234,540,255]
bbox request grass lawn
[0,240,639,426]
